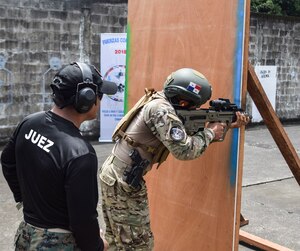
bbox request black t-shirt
[1,111,103,251]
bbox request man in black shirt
[1,62,117,251]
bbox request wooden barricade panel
[127,1,248,250]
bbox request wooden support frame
[247,62,300,185]
[239,62,300,250]
[127,0,298,249]
[240,230,294,251]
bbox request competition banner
[99,33,126,142]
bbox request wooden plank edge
[239,230,294,251]
[240,213,249,227]
[234,0,251,249]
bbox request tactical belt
[25,221,72,233]
[111,154,129,175]
[118,130,157,154]
[116,131,169,167]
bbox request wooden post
[234,0,251,249]
[239,63,299,250]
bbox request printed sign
[99,33,127,142]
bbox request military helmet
[163,68,212,108]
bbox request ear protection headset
[51,62,101,113]
[74,62,99,113]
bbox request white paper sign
[252,66,277,122]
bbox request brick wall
[0,3,299,144]
[248,13,300,121]
[0,0,128,144]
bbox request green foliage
[250,0,300,17]
[251,0,281,15]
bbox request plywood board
[126,1,248,250]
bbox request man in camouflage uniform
[99,68,249,250]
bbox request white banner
[252,65,277,122]
[99,33,126,142]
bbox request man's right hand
[206,122,226,141]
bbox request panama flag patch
[187,82,202,94]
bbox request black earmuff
[74,62,98,113]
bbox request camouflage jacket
[112,91,215,172]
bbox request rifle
[123,149,150,189]
[176,98,249,141]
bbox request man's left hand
[230,112,250,128]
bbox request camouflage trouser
[14,221,81,251]
[99,154,154,251]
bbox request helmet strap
[168,96,193,110]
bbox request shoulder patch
[170,126,185,141]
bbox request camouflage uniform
[99,91,214,250]
[14,221,81,251]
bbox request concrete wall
[248,13,300,121]
[0,3,299,143]
[0,0,128,144]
